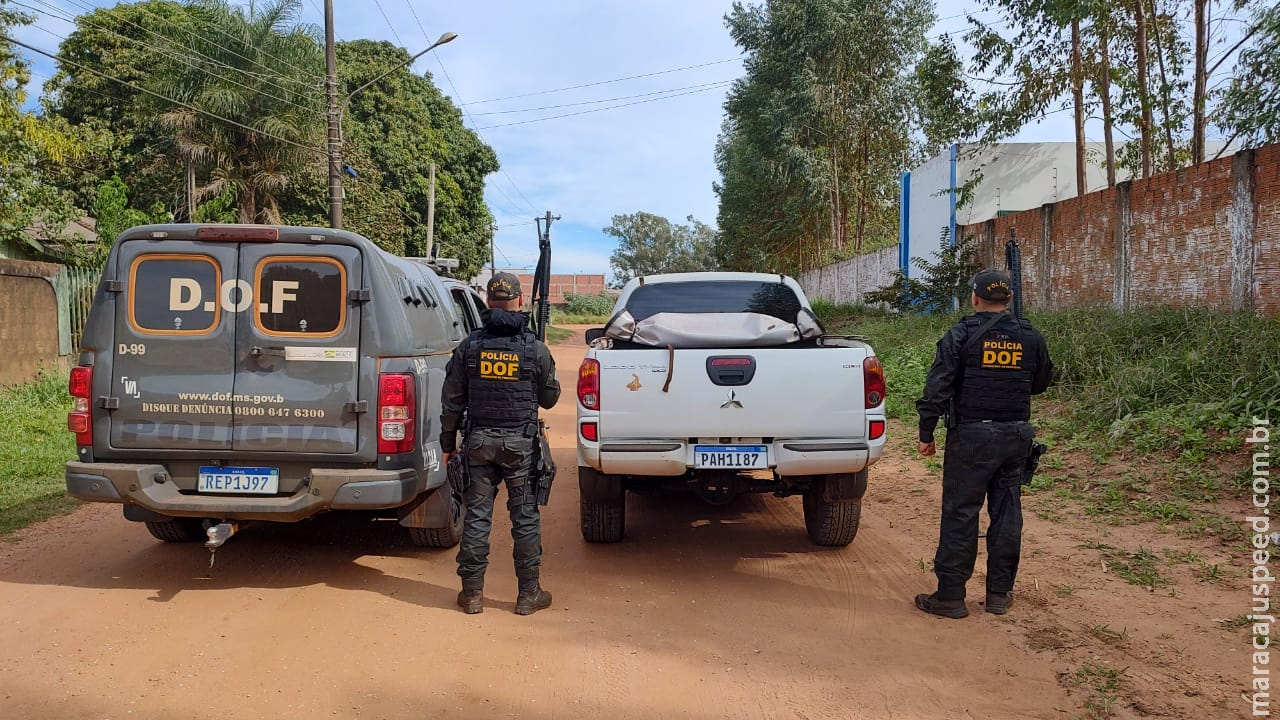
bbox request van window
[129,254,221,334]
[451,288,479,333]
[254,256,346,337]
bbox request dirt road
[0,329,1244,719]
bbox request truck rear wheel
[145,518,205,543]
[410,488,464,548]
[579,466,625,543]
[802,477,862,547]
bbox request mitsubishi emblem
[721,390,743,409]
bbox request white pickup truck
[575,272,886,546]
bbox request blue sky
[11,0,1242,278]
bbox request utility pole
[425,162,436,257]
[490,223,496,274]
[185,158,196,221]
[324,0,343,229]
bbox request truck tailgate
[597,347,868,440]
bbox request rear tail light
[578,359,600,410]
[869,419,886,440]
[67,366,93,445]
[864,356,886,408]
[378,373,416,454]
[581,421,598,442]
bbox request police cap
[487,272,522,301]
[971,269,1013,302]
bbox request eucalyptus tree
[715,0,933,273]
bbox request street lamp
[345,32,456,105]
[324,0,456,229]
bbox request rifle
[1005,228,1047,484]
[1005,228,1023,320]
[529,212,557,505]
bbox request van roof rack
[405,256,460,276]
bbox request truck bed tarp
[603,310,822,348]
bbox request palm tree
[154,0,323,224]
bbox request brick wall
[1254,144,1280,315]
[959,145,1278,313]
[514,273,606,305]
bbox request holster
[447,449,470,496]
[1022,441,1048,486]
[448,421,472,496]
[532,419,557,506]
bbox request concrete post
[1229,149,1257,312]
[1113,181,1133,312]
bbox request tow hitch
[205,521,239,569]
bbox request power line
[393,6,537,216]
[4,34,326,157]
[370,0,404,47]
[21,0,319,113]
[52,0,319,94]
[427,44,540,215]
[476,82,732,130]
[470,78,736,116]
[467,56,743,105]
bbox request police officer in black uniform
[914,269,1054,619]
[440,272,561,616]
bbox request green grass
[1072,663,1126,719]
[815,303,1278,539]
[0,371,80,535]
[1083,543,1172,589]
[545,325,574,345]
[549,311,611,325]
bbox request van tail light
[869,419,886,441]
[67,366,93,446]
[578,359,600,410]
[864,356,886,409]
[581,421,598,442]
[377,373,416,454]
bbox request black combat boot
[514,586,552,615]
[914,592,969,619]
[457,589,484,615]
[984,591,1014,615]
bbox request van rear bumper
[66,461,420,522]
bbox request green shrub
[564,292,615,317]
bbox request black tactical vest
[953,313,1036,422]
[465,328,539,430]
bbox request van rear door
[231,244,363,454]
[109,240,237,450]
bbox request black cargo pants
[933,420,1035,601]
[456,426,541,593]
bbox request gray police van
[65,224,489,547]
